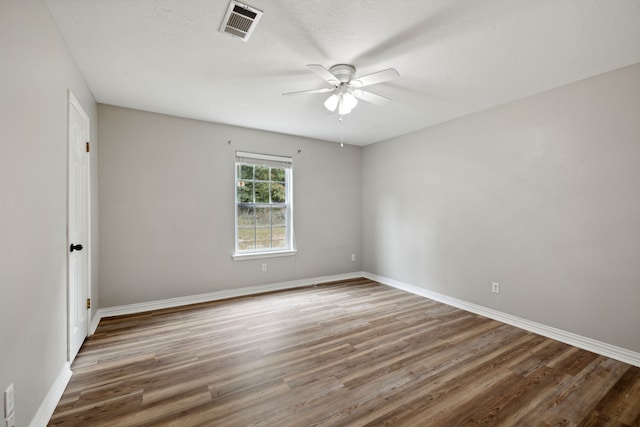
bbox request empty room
[1,0,640,426]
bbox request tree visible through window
[235,152,293,254]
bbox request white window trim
[231,249,297,261]
[233,151,296,259]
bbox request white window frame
[232,151,296,260]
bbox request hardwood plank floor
[49,278,640,426]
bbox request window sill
[232,249,297,261]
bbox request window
[234,151,295,259]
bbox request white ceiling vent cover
[219,1,263,42]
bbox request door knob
[70,243,83,252]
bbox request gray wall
[363,63,640,353]
[98,105,362,307]
[0,1,98,425]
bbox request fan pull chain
[339,117,344,147]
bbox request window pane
[271,182,286,203]
[256,207,270,227]
[256,228,271,249]
[272,227,287,249]
[255,182,270,203]
[235,159,291,255]
[238,228,255,251]
[237,206,254,226]
[237,181,254,203]
[239,164,253,180]
[255,166,269,181]
[272,207,286,226]
[271,168,285,182]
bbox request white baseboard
[91,271,365,333]
[29,362,72,427]
[89,311,101,336]
[364,272,640,368]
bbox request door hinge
[86,141,90,152]
[86,298,91,309]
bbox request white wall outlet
[5,411,16,427]
[261,263,267,272]
[492,281,500,294]
[351,254,356,262]
[4,384,14,418]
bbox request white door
[68,91,90,362]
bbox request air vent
[219,1,263,42]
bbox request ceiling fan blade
[282,87,334,96]
[306,64,340,85]
[353,90,392,106]
[351,68,400,88]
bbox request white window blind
[235,151,292,169]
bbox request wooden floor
[50,278,640,426]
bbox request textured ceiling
[44,0,640,146]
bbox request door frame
[67,90,91,362]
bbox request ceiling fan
[283,64,400,115]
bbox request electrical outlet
[4,384,14,418]
[261,263,267,272]
[5,411,15,427]
[351,254,356,262]
[492,282,500,294]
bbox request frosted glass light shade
[324,94,339,112]
[342,92,358,110]
[338,100,351,115]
